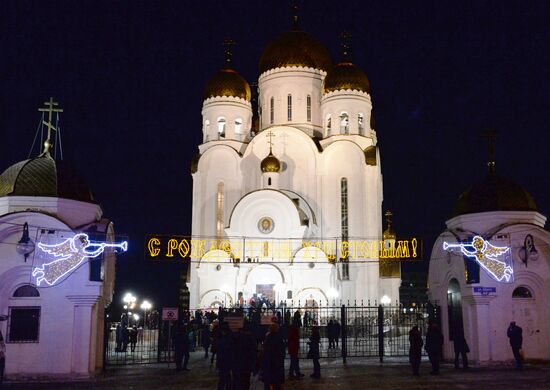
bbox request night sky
[1,1,549,309]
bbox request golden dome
[259,30,332,74]
[323,62,370,93]
[260,152,281,173]
[204,68,251,101]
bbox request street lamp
[140,300,152,328]
[519,234,538,267]
[123,293,137,326]
[16,222,35,262]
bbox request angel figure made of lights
[443,235,512,282]
[32,233,127,286]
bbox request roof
[324,62,370,93]
[0,153,94,202]
[203,68,251,101]
[259,29,332,74]
[452,173,537,217]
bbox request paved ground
[3,351,550,389]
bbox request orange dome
[203,68,251,101]
[259,30,332,74]
[323,62,370,93]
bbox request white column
[67,295,99,375]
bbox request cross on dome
[481,129,498,174]
[38,97,63,154]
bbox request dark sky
[1,1,549,308]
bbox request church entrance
[447,278,464,342]
[256,283,275,302]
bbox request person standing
[202,325,211,359]
[308,326,321,379]
[128,326,138,352]
[409,326,423,376]
[327,320,335,348]
[334,320,341,348]
[233,323,257,390]
[0,330,6,385]
[507,322,523,370]
[174,323,190,372]
[260,323,285,390]
[287,321,304,378]
[453,330,469,369]
[425,322,443,375]
[216,323,234,390]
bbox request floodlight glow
[32,233,128,286]
[327,288,339,298]
[380,295,391,305]
[443,236,512,282]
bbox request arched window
[268,177,272,186]
[204,120,210,141]
[512,286,533,298]
[270,97,274,124]
[306,95,312,122]
[13,285,40,297]
[216,182,225,238]
[340,178,349,280]
[358,113,364,135]
[340,113,349,134]
[326,115,332,135]
[217,118,226,138]
[234,118,243,135]
[287,94,292,121]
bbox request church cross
[481,129,497,174]
[38,97,63,142]
[266,130,276,152]
[223,38,236,66]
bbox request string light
[443,236,512,282]
[32,233,128,286]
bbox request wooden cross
[481,129,497,173]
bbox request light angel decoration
[32,233,127,286]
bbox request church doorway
[447,278,464,342]
[244,264,284,305]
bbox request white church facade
[428,161,550,362]
[188,28,401,310]
[0,101,120,378]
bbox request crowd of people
[176,308,324,390]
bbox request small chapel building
[428,156,550,363]
[188,22,401,309]
[0,100,119,378]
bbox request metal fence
[105,302,440,366]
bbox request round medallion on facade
[258,217,274,234]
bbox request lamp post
[519,234,538,267]
[16,222,35,262]
[123,292,137,327]
[140,300,152,328]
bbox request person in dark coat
[287,322,304,378]
[210,321,220,365]
[327,320,335,348]
[334,320,341,347]
[202,325,212,358]
[409,325,423,376]
[128,326,138,352]
[174,324,190,371]
[308,326,321,378]
[216,323,234,390]
[292,310,302,327]
[260,323,286,390]
[507,321,523,370]
[233,322,258,390]
[453,330,469,369]
[425,323,443,375]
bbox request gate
[104,316,175,366]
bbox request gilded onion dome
[259,29,332,74]
[260,151,281,173]
[324,61,370,94]
[203,68,251,101]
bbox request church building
[428,150,550,362]
[0,100,121,378]
[188,22,400,309]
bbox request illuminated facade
[188,28,401,309]
[428,165,550,362]
[0,100,119,378]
